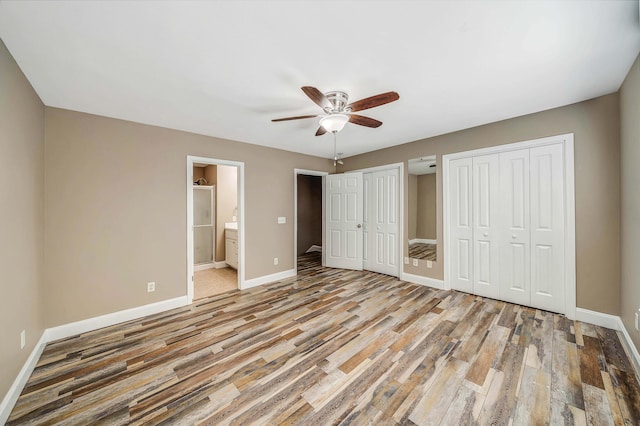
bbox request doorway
[187,156,245,303]
[294,169,327,272]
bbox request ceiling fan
[272,86,400,136]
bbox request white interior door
[325,172,364,270]
[530,143,565,313]
[472,154,500,299]
[499,149,531,306]
[363,168,399,276]
[449,157,474,293]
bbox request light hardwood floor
[8,253,640,425]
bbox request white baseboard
[575,308,621,330]
[0,331,48,425]
[401,272,444,290]
[306,245,322,253]
[194,261,228,271]
[242,269,296,290]
[214,261,228,269]
[409,238,436,245]
[47,296,189,342]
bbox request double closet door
[449,143,565,313]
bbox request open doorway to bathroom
[294,169,327,273]
[187,156,244,302]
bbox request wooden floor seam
[7,252,640,425]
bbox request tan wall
[216,165,237,263]
[416,174,436,240]
[44,108,332,327]
[193,166,204,183]
[341,94,621,315]
[296,174,322,256]
[620,54,640,352]
[0,39,45,398]
[204,165,217,187]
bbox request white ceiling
[1,1,639,160]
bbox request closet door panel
[449,157,474,293]
[530,143,565,313]
[472,154,500,299]
[499,149,530,306]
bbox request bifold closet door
[499,149,531,306]
[363,169,399,277]
[449,157,474,293]
[472,154,500,299]
[530,143,565,313]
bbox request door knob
[357,224,362,228]
[483,232,488,237]
[512,234,517,239]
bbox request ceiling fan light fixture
[320,114,349,133]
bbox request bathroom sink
[225,222,238,230]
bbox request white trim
[243,269,296,289]
[194,261,228,271]
[575,308,621,330]
[401,272,445,290]
[409,238,436,245]
[442,133,576,317]
[46,296,188,342]
[351,162,405,279]
[187,156,245,301]
[0,331,48,425]
[306,244,322,253]
[294,169,328,274]
[617,317,640,382]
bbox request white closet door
[363,169,399,276]
[530,144,565,313]
[499,149,531,306]
[472,154,500,299]
[449,157,474,293]
[325,172,364,270]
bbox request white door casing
[325,172,364,270]
[363,168,399,276]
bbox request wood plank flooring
[408,243,436,261]
[8,253,640,425]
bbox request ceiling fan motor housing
[324,91,350,113]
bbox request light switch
[277,217,286,224]
[427,260,433,268]
[404,257,409,264]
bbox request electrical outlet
[274,257,278,265]
[426,260,433,268]
[147,282,155,292]
[20,330,25,349]
[412,259,419,267]
[404,257,409,264]
[277,217,286,224]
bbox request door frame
[293,169,328,273]
[351,162,404,278]
[442,133,576,318]
[187,155,245,303]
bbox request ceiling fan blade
[349,114,382,128]
[315,126,327,136]
[347,91,399,112]
[302,86,331,110]
[271,114,318,122]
